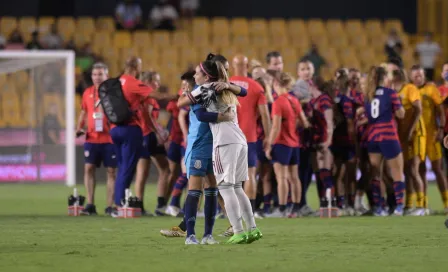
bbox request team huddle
[75,50,448,245]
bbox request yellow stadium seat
[18,17,36,42]
[232,34,250,47]
[1,92,22,127]
[132,31,151,49]
[280,47,298,64]
[102,47,120,62]
[331,34,349,49]
[230,18,249,36]
[172,31,190,47]
[358,47,376,63]
[0,74,8,87]
[369,33,387,54]
[21,92,37,127]
[287,19,307,36]
[161,47,179,66]
[192,17,210,34]
[211,17,229,35]
[320,47,338,62]
[75,94,82,116]
[74,32,93,48]
[249,19,268,35]
[96,17,115,32]
[1,79,15,94]
[345,20,363,36]
[307,19,326,35]
[142,47,161,67]
[0,17,17,37]
[268,18,286,35]
[212,33,230,47]
[384,19,403,34]
[290,34,310,51]
[326,19,345,37]
[12,71,29,92]
[180,47,199,66]
[238,46,260,61]
[107,60,121,76]
[349,34,368,49]
[270,34,289,47]
[152,31,170,47]
[192,33,210,47]
[42,93,64,125]
[57,17,76,42]
[310,35,329,47]
[113,31,132,49]
[77,17,95,35]
[365,19,383,36]
[120,47,142,63]
[197,46,218,62]
[219,47,238,62]
[250,34,269,47]
[38,17,56,35]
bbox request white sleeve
[166,6,179,19]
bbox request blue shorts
[167,142,183,163]
[140,134,151,159]
[256,139,269,163]
[84,143,117,168]
[271,144,300,166]
[181,146,186,157]
[247,142,257,168]
[148,132,167,157]
[185,153,213,178]
[367,140,402,160]
[331,145,356,161]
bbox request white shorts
[213,144,248,185]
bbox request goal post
[0,50,76,186]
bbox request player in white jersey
[188,60,263,244]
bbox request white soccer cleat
[254,211,264,219]
[373,207,388,217]
[165,205,181,217]
[185,234,200,245]
[409,208,425,216]
[160,226,187,238]
[201,235,219,245]
[264,209,287,218]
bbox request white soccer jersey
[197,83,247,147]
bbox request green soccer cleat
[247,228,263,244]
[226,233,248,244]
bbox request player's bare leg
[385,153,405,216]
[81,164,97,215]
[135,158,151,215]
[267,163,288,217]
[105,167,116,214]
[408,157,425,215]
[368,153,388,216]
[287,164,302,218]
[431,159,448,213]
[151,154,170,214]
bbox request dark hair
[254,77,267,91]
[392,68,407,84]
[266,51,281,64]
[388,56,403,68]
[207,53,228,65]
[411,64,423,71]
[367,66,387,101]
[335,69,350,94]
[199,60,228,83]
[181,70,195,87]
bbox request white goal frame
[0,50,76,186]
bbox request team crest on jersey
[376,89,384,95]
[194,160,202,169]
[84,151,89,157]
[334,97,341,103]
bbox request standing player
[192,60,262,244]
[392,69,426,216]
[358,66,405,216]
[266,51,284,72]
[411,65,448,212]
[165,71,195,217]
[230,54,271,213]
[265,71,309,218]
[307,78,335,209]
[76,63,117,215]
[439,63,448,213]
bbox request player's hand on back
[211,82,230,94]
[218,107,235,122]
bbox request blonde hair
[367,66,387,101]
[273,71,294,89]
[216,61,239,106]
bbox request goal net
[0,51,75,186]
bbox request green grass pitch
[0,183,448,272]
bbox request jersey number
[371,98,380,118]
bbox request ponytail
[367,66,387,101]
[216,61,239,106]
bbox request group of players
[75,48,448,243]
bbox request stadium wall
[0,0,417,33]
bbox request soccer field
[1,184,448,272]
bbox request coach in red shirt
[76,63,117,216]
